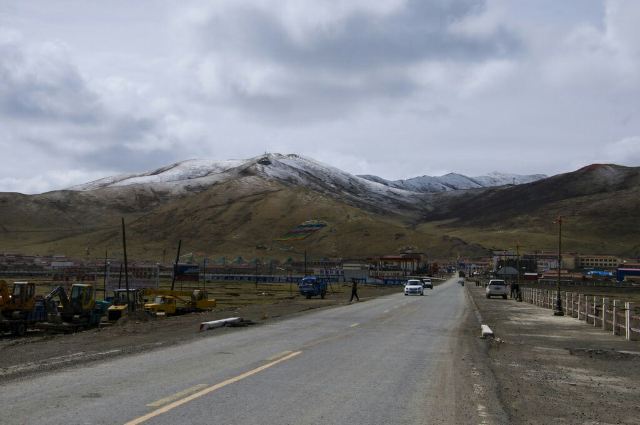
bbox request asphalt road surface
[1,277,506,424]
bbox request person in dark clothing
[350,279,360,302]
[511,282,521,300]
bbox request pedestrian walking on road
[511,282,521,300]
[349,279,360,303]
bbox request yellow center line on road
[124,351,302,425]
[266,350,293,361]
[146,384,209,407]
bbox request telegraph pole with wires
[121,218,132,312]
[553,216,564,316]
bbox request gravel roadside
[466,283,640,425]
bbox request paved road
[1,277,505,424]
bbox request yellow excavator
[143,289,215,316]
[42,283,110,332]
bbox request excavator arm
[44,286,72,315]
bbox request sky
[0,0,639,194]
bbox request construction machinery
[107,288,145,321]
[0,280,9,307]
[143,289,215,316]
[41,283,111,332]
[0,281,47,336]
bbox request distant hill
[423,164,640,257]
[0,157,637,260]
[359,171,546,193]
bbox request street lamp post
[553,216,564,316]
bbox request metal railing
[521,288,640,341]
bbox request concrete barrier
[200,317,242,331]
[481,324,494,339]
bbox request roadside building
[577,255,620,270]
[370,254,422,278]
[534,252,576,272]
[342,260,370,282]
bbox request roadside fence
[521,288,640,341]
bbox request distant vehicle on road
[421,278,433,289]
[486,279,508,299]
[404,279,424,296]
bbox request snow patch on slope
[68,159,245,191]
[359,171,547,193]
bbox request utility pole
[103,249,108,301]
[171,240,182,291]
[121,218,132,312]
[255,259,259,290]
[553,216,564,316]
[202,257,207,289]
[304,250,307,276]
[516,243,520,286]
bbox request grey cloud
[0,34,177,182]
[0,40,102,123]
[201,0,520,68]
[191,0,522,121]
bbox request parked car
[404,279,424,296]
[486,279,508,299]
[421,278,433,289]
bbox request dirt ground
[0,283,400,382]
[466,283,640,425]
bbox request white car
[486,279,508,299]
[404,279,424,296]
[421,278,433,289]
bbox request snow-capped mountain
[69,154,546,194]
[68,153,424,215]
[359,171,547,193]
[70,154,412,196]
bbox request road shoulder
[466,283,640,425]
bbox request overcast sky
[1,0,639,193]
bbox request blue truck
[299,276,328,299]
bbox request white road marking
[349,323,359,328]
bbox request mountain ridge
[1,157,638,259]
[67,153,546,195]
[358,171,547,193]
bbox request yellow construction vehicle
[107,288,145,321]
[0,281,47,336]
[41,283,110,332]
[143,289,215,316]
[144,294,178,315]
[4,282,37,313]
[0,280,9,308]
